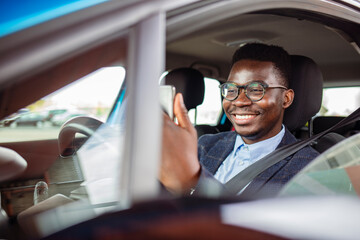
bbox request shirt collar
[233,125,285,161]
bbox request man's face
[223,59,293,144]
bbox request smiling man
[223,60,291,144]
[160,43,319,198]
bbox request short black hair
[231,43,291,87]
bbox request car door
[0,1,199,238]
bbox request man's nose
[232,89,252,106]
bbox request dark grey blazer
[195,128,319,198]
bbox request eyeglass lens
[221,82,265,101]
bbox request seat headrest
[283,55,323,131]
[164,68,205,110]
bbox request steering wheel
[58,116,103,157]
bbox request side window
[320,87,360,116]
[189,77,222,125]
[0,67,125,143]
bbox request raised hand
[160,93,200,194]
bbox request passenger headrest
[283,55,323,131]
[164,68,205,110]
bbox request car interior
[164,9,360,148]
[0,1,360,239]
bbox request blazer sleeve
[192,166,231,198]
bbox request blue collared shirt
[214,125,285,184]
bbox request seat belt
[224,107,360,195]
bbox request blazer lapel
[202,132,236,174]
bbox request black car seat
[312,132,346,153]
[284,55,345,152]
[164,68,205,112]
[163,67,220,137]
[311,116,357,137]
[283,55,323,133]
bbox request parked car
[44,109,67,122]
[8,112,47,128]
[0,0,359,239]
[0,108,29,127]
[51,111,85,126]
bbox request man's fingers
[160,93,200,193]
[173,93,192,130]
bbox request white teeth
[235,115,254,120]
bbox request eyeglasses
[219,81,288,102]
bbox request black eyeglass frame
[219,81,288,102]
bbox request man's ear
[283,89,294,109]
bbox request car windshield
[279,132,360,197]
[75,92,127,211]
